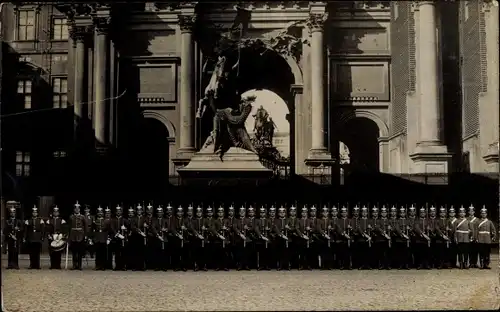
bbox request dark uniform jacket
[203,217,218,241]
[317,217,332,242]
[233,217,251,243]
[434,218,449,243]
[413,217,429,243]
[84,214,94,238]
[144,215,155,238]
[152,217,168,241]
[189,217,203,243]
[395,218,409,243]
[46,217,66,237]
[388,217,398,239]
[306,217,319,242]
[255,217,267,239]
[24,217,45,243]
[246,217,258,240]
[374,218,390,242]
[170,217,186,242]
[68,214,87,243]
[297,217,308,243]
[334,217,351,243]
[130,216,146,237]
[93,217,111,244]
[111,216,129,242]
[427,217,437,239]
[287,217,299,239]
[356,217,371,242]
[477,218,496,244]
[468,216,479,242]
[4,218,23,242]
[273,217,288,241]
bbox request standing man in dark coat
[296,207,310,270]
[214,206,230,271]
[255,206,270,270]
[68,202,88,270]
[373,207,391,269]
[306,206,320,269]
[152,206,168,271]
[477,206,496,269]
[103,207,114,269]
[395,207,411,269]
[24,206,44,269]
[93,207,111,270]
[287,206,300,269]
[434,207,451,269]
[467,205,479,268]
[46,206,66,269]
[191,206,206,271]
[4,207,23,269]
[144,204,156,270]
[407,206,417,268]
[171,206,187,271]
[447,207,458,268]
[413,207,431,269]
[83,204,95,259]
[334,207,351,270]
[273,207,290,270]
[318,206,332,270]
[233,206,251,270]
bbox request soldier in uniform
[306,206,320,269]
[4,207,23,269]
[427,206,439,268]
[46,206,66,269]
[407,206,417,268]
[110,206,128,270]
[287,206,299,269]
[356,206,372,269]
[152,206,167,271]
[454,207,471,269]
[103,207,114,269]
[143,204,156,270]
[68,202,88,270]
[477,206,496,269]
[387,207,398,268]
[83,204,95,259]
[267,206,277,269]
[191,206,206,271]
[93,207,111,270]
[183,205,195,269]
[447,207,458,268]
[204,207,219,269]
[171,206,187,271]
[246,207,259,269]
[255,207,270,270]
[467,205,479,268]
[395,207,411,269]
[434,207,451,269]
[413,207,431,269]
[274,206,290,270]
[333,207,351,270]
[213,206,230,271]
[350,206,361,269]
[329,206,340,269]
[318,206,333,270]
[233,206,250,270]
[226,205,236,268]
[24,206,44,269]
[373,207,391,270]
[129,205,146,271]
[296,206,310,270]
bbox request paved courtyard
[2,256,499,311]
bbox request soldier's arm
[413,221,423,235]
[208,221,218,236]
[272,221,281,235]
[232,221,241,235]
[435,221,444,236]
[490,221,497,241]
[254,220,262,236]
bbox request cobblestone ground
[2,257,499,311]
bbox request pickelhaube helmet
[116,205,122,211]
[128,207,134,213]
[449,207,455,213]
[459,206,465,213]
[353,206,360,211]
[157,206,163,213]
[206,206,213,212]
[469,204,475,211]
[196,206,202,212]
[105,206,111,213]
[239,206,245,211]
[409,205,415,211]
[146,203,153,211]
[341,206,347,212]
[259,206,266,213]
[361,206,368,211]
[322,206,328,212]
[301,206,307,212]
[430,206,436,211]
[218,206,224,212]
[188,205,194,211]
[97,207,104,213]
[331,206,338,213]
[480,206,487,213]
[372,206,378,212]
[166,204,173,211]
[248,206,254,212]
[310,206,317,211]
[32,205,38,212]
[278,206,285,212]
[177,206,183,212]
[229,205,234,211]
[290,205,296,211]
[136,204,143,210]
[419,207,425,213]
[399,207,406,213]
[381,206,387,213]
[390,206,397,212]
[53,206,59,212]
[439,207,445,213]
[269,206,276,212]
[74,201,81,208]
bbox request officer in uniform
[254,207,270,270]
[129,205,146,270]
[183,205,195,269]
[171,206,187,271]
[267,206,277,269]
[413,207,431,269]
[467,205,479,268]
[296,206,310,270]
[274,206,290,270]
[143,204,156,270]
[395,207,411,269]
[318,206,332,270]
[427,207,438,268]
[83,204,95,259]
[204,206,219,269]
[447,207,458,268]
[46,206,66,269]
[329,206,340,269]
[24,205,44,269]
[110,205,128,270]
[434,207,451,269]
[356,206,372,270]
[125,207,135,269]
[191,206,206,271]
[454,206,471,269]
[214,206,230,271]
[287,206,299,269]
[103,207,114,269]
[68,202,88,270]
[407,206,417,268]
[163,204,174,270]
[152,206,167,271]
[306,206,320,269]
[233,206,250,270]
[349,206,361,268]
[226,205,236,268]
[387,207,398,268]
[334,207,351,269]
[477,206,496,269]
[4,207,22,269]
[93,207,111,270]
[373,207,390,270]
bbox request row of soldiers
[3,202,496,271]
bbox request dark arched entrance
[134,117,171,194]
[340,117,380,173]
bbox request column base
[409,143,452,174]
[172,148,197,168]
[305,149,334,174]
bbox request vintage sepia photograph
[1,1,499,311]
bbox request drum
[50,234,66,252]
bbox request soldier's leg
[193,243,201,271]
[78,242,85,269]
[343,242,352,269]
[483,244,491,269]
[469,242,478,268]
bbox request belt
[456,230,469,234]
[478,231,490,234]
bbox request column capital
[93,16,111,35]
[306,13,328,34]
[69,24,93,43]
[178,14,197,33]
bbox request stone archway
[135,111,176,193]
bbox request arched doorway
[135,117,171,194]
[340,117,380,173]
[198,48,297,175]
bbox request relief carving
[306,13,329,33]
[93,16,111,35]
[178,14,197,32]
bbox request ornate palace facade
[0,1,498,197]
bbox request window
[52,18,68,40]
[17,80,32,109]
[53,150,67,158]
[15,151,31,177]
[17,10,35,41]
[52,77,68,108]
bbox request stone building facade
[0,1,498,197]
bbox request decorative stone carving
[178,14,197,33]
[306,13,328,33]
[482,0,499,12]
[69,25,93,43]
[93,16,111,35]
[55,3,93,21]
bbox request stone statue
[197,54,258,157]
[252,105,277,146]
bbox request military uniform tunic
[24,217,45,269]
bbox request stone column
[69,25,90,122]
[176,14,196,159]
[304,7,333,174]
[410,0,451,174]
[93,17,110,152]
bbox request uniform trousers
[214,242,230,270]
[414,242,430,268]
[172,240,188,271]
[128,236,145,270]
[94,242,107,270]
[111,241,127,270]
[353,240,370,268]
[154,240,169,270]
[28,242,42,269]
[457,242,469,267]
[478,243,491,266]
[307,242,320,269]
[469,242,479,267]
[319,240,333,269]
[49,249,62,269]
[372,240,389,268]
[145,237,157,270]
[193,240,207,269]
[392,241,410,269]
[335,241,351,269]
[70,241,85,269]
[276,240,289,270]
[235,241,251,270]
[433,241,448,268]
[6,240,19,269]
[448,242,458,267]
[298,242,311,269]
[256,241,270,269]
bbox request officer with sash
[24,206,44,269]
[111,205,128,270]
[447,207,458,268]
[467,205,479,268]
[69,202,88,270]
[454,207,471,269]
[477,206,496,269]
